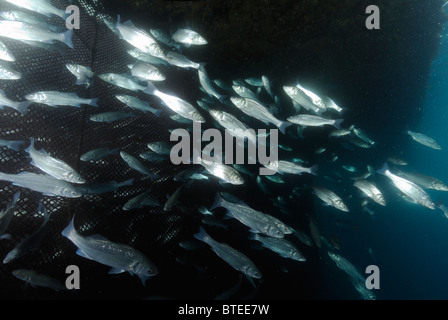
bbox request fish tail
[210,192,224,211]
[218,95,227,104]
[309,165,319,176]
[144,81,157,95]
[16,101,31,114]
[277,121,292,135]
[198,62,207,72]
[24,138,35,154]
[89,98,99,107]
[376,162,390,176]
[63,28,74,49]
[8,140,25,152]
[153,109,163,117]
[121,178,134,186]
[333,119,344,130]
[248,233,260,242]
[61,215,76,239]
[193,226,210,243]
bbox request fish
[261,75,274,98]
[149,28,181,50]
[209,109,256,145]
[0,20,74,49]
[139,151,168,162]
[12,269,66,291]
[127,48,168,66]
[25,138,86,184]
[197,158,245,185]
[394,169,448,191]
[62,216,159,285]
[287,114,343,129]
[249,234,306,261]
[295,82,327,110]
[164,182,192,211]
[115,15,165,59]
[145,82,205,123]
[116,94,162,116]
[350,276,376,300]
[66,63,94,87]
[0,139,25,151]
[198,65,226,102]
[264,160,318,176]
[244,77,264,87]
[327,252,365,284]
[0,171,83,198]
[173,166,208,182]
[0,61,21,80]
[0,89,30,114]
[25,91,99,108]
[308,216,322,248]
[3,202,50,264]
[98,73,149,92]
[194,226,262,279]
[0,10,51,26]
[329,128,351,138]
[290,227,314,247]
[353,179,386,206]
[128,61,166,82]
[377,163,435,210]
[0,192,20,240]
[210,192,284,237]
[407,130,442,150]
[172,28,207,46]
[283,85,323,114]
[352,127,375,146]
[147,142,172,155]
[232,85,259,101]
[387,156,408,166]
[123,188,160,211]
[230,97,291,134]
[78,178,133,195]
[80,147,120,161]
[322,97,345,114]
[312,186,349,212]
[164,51,201,69]
[4,0,68,19]
[264,213,292,235]
[0,40,15,62]
[90,111,136,122]
[120,151,159,180]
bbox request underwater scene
[0,0,447,303]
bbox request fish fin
[108,267,125,274]
[61,216,76,239]
[8,140,25,152]
[333,119,344,130]
[24,138,35,154]
[309,165,319,176]
[153,109,163,117]
[277,121,292,135]
[63,29,74,49]
[210,192,224,211]
[123,19,136,28]
[138,274,150,286]
[0,234,12,241]
[193,226,209,243]
[16,101,31,114]
[144,81,157,95]
[376,163,389,176]
[248,229,260,234]
[89,98,99,107]
[76,248,92,259]
[198,62,207,72]
[248,233,259,241]
[223,211,234,220]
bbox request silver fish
[232,85,259,101]
[198,65,226,102]
[4,0,67,19]
[353,179,386,206]
[90,111,136,122]
[123,188,160,211]
[25,138,85,184]
[0,171,82,197]
[407,130,442,150]
[147,141,172,155]
[115,15,165,59]
[377,163,435,210]
[211,192,284,237]
[62,217,158,285]
[283,85,323,114]
[261,75,274,98]
[12,269,66,291]
[265,160,318,176]
[0,192,20,240]
[149,28,181,50]
[352,127,375,146]
[129,61,165,81]
[0,139,25,151]
[0,20,73,48]
[230,97,291,134]
[287,114,343,129]
[120,151,159,180]
[164,51,201,69]
[173,166,207,182]
[80,147,120,161]
[127,48,168,66]
[0,61,21,80]
[250,234,305,261]
[295,82,327,110]
[78,178,133,195]
[313,186,349,212]
[0,40,15,62]
[394,169,448,191]
[66,63,94,87]
[98,73,149,92]
[164,182,192,211]
[172,28,207,46]
[327,252,366,283]
[25,91,98,108]
[244,77,264,87]
[209,109,256,145]
[0,88,31,113]
[194,226,262,279]
[116,94,162,116]
[140,151,168,162]
[198,158,244,185]
[146,82,205,123]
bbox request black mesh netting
[0,0,321,300]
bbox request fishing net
[0,0,322,299]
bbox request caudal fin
[144,81,157,95]
[16,101,31,114]
[333,119,344,130]
[376,162,390,176]
[63,29,74,49]
[89,98,99,108]
[309,165,318,176]
[277,121,292,135]
[210,192,224,211]
[193,226,210,243]
[61,216,76,239]
[8,140,25,152]
[24,138,35,154]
